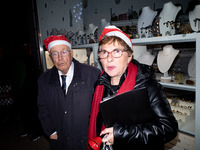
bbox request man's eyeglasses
[50,50,71,59]
[98,49,128,59]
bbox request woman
[87,25,178,150]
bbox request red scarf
[87,62,138,149]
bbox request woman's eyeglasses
[98,49,128,59]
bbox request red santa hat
[43,35,71,52]
[99,25,133,49]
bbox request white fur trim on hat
[48,40,71,51]
[99,25,133,49]
[106,31,133,49]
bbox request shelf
[72,43,98,49]
[111,19,138,26]
[156,73,196,91]
[72,33,200,47]
[180,119,195,136]
[160,82,195,92]
[131,33,200,45]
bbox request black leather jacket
[96,59,178,150]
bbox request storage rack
[131,33,200,150]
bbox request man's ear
[49,55,53,62]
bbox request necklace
[159,2,181,35]
[160,4,176,28]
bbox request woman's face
[100,40,132,85]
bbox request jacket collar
[98,69,127,93]
[132,59,155,88]
[96,59,155,91]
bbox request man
[37,35,101,150]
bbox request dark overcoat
[95,59,178,150]
[38,59,101,150]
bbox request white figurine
[138,6,157,38]
[137,51,155,66]
[189,5,200,32]
[86,23,98,44]
[159,1,181,36]
[157,45,179,79]
[76,30,86,45]
[98,19,110,38]
[188,52,196,78]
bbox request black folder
[99,87,153,128]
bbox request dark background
[0,1,47,149]
[0,0,30,45]
[0,0,42,74]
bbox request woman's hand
[100,127,114,145]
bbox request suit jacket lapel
[49,66,61,87]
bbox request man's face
[50,44,73,74]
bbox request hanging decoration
[115,0,121,5]
[82,0,88,9]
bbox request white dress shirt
[58,62,74,94]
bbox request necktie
[61,75,67,95]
